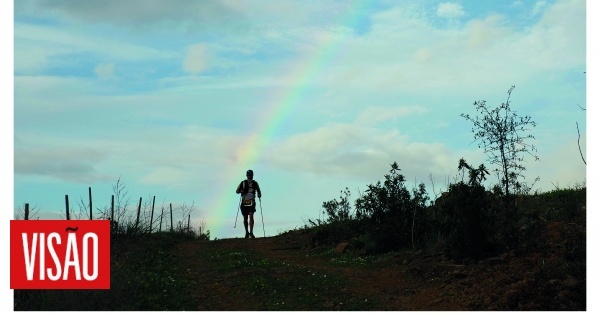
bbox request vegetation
[306,85,578,264]
[14,231,207,311]
[13,184,584,311]
[13,176,211,311]
[460,85,540,199]
[13,86,585,311]
[204,247,372,311]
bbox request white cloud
[16,0,246,30]
[14,23,176,73]
[527,133,587,192]
[14,123,244,192]
[13,44,47,74]
[436,2,466,19]
[15,0,351,38]
[14,145,112,183]
[263,123,458,182]
[511,1,525,8]
[139,167,190,186]
[532,1,548,16]
[95,62,115,80]
[518,0,585,70]
[413,48,433,63]
[354,105,428,126]
[465,14,508,49]
[183,44,209,74]
[314,0,584,97]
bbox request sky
[2,0,599,313]
[8,0,591,242]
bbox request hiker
[236,169,262,238]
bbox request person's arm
[256,181,262,198]
[235,181,242,194]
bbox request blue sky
[7,0,592,242]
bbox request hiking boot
[249,232,255,239]
[245,232,250,239]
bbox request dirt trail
[170,219,584,311]
[171,233,466,311]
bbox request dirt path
[171,233,466,311]
[169,219,585,311]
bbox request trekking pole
[234,195,242,228]
[259,197,265,237]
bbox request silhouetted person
[236,169,262,238]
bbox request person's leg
[242,206,250,238]
[249,212,254,235]
[248,204,257,238]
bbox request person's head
[246,169,254,179]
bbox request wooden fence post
[135,197,142,231]
[111,195,115,222]
[89,187,93,220]
[24,203,29,220]
[149,196,156,233]
[65,195,70,220]
[159,206,164,232]
[187,214,191,233]
[170,203,173,233]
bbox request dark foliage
[14,231,207,311]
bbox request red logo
[10,220,110,289]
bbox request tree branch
[576,121,586,165]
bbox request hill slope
[172,218,585,311]
[14,190,585,311]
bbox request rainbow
[207,2,373,238]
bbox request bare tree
[15,203,40,220]
[460,85,539,200]
[175,201,196,233]
[112,176,131,226]
[576,104,586,165]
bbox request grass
[14,233,199,311]
[206,247,377,311]
[310,246,398,267]
[14,235,379,311]
[13,187,586,311]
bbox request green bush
[439,182,493,262]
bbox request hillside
[170,215,585,311]
[14,189,586,311]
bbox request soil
[171,219,586,311]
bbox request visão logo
[10,220,110,289]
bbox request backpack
[240,180,257,206]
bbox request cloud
[139,167,189,186]
[15,0,350,37]
[519,0,585,70]
[183,44,209,74]
[510,1,525,8]
[465,14,507,49]
[95,62,115,80]
[14,145,112,183]
[13,122,247,194]
[316,0,584,97]
[525,132,586,192]
[14,22,177,76]
[354,105,428,126]
[263,123,458,182]
[13,44,47,74]
[16,0,246,30]
[10,0,587,233]
[413,48,433,63]
[532,1,548,16]
[436,2,465,19]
